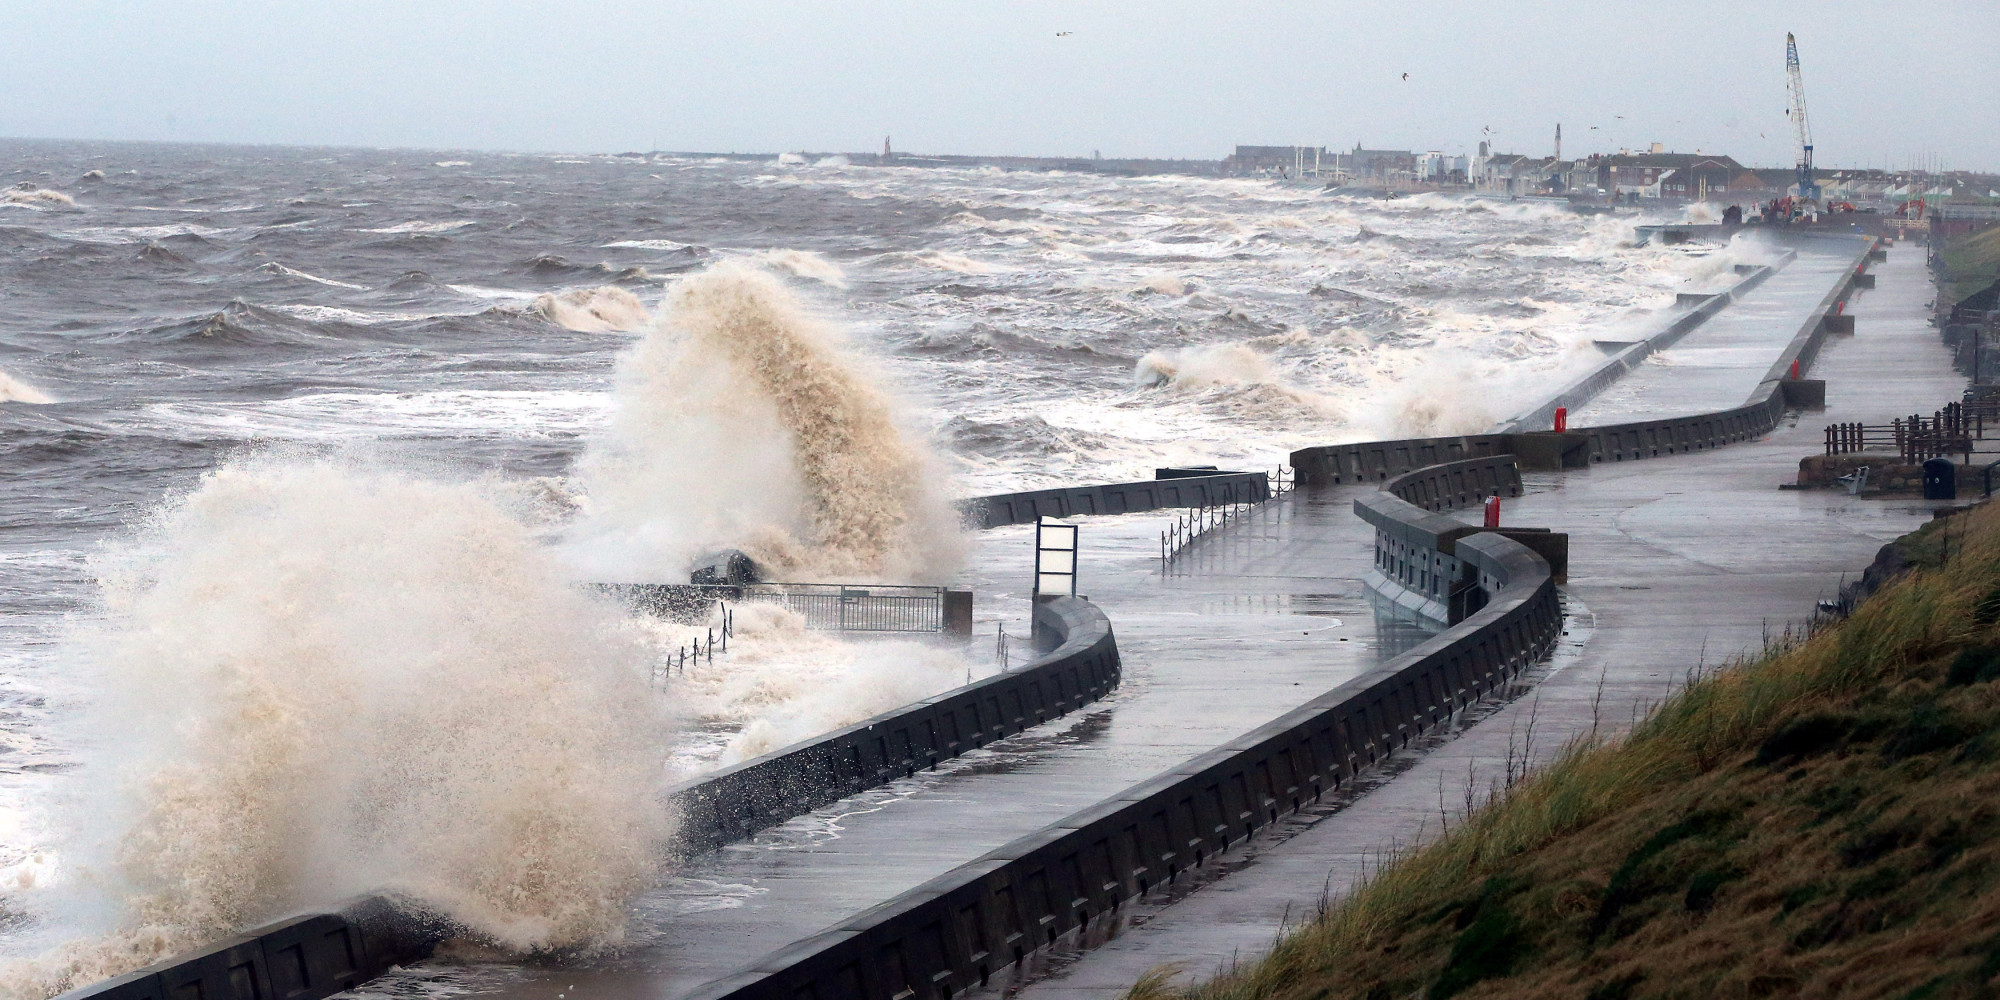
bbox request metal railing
[1158,466,1294,571]
[747,583,945,633]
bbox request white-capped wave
[254,262,369,291]
[529,287,655,333]
[0,370,53,405]
[602,239,699,252]
[752,250,848,288]
[2,186,75,209]
[354,220,475,235]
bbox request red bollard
[1553,406,1568,433]
[1483,495,1501,528]
[1789,359,1800,380]
[1836,300,1846,315]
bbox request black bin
[1923,458,1957,500]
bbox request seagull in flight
[1401,72,1409,80]
[1056,30,1073,36]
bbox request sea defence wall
[1295,234,1877,484]
[60,598,1121,1000]
[1355,455,1526,623]
[64,898,438,1000]
[1497,252,1793,433]
[683,491,1559,1000]
[667,595,1120,854]
[963,471,1269,529]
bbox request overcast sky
[3,1,1992,171]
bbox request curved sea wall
[1295,234,1876,482]
[684,483,1559,1000]
[667,595,1120,854]
[963,471,1269,529]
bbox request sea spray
[3,454,672,999]
[647,604,977,771]
[568,263,962,583]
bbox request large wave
[2,454,672,999]
[566,263,962,583]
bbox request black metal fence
[749,583,944,632]
[599,582,947,633]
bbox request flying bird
[1401,72,1408,80]
[1056,30,1072,36]
[1589,126,1600,130]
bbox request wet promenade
[1014,239,1962,995]
[426,488,1416,1000]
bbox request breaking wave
[1136,342,1345,420]
[566,263,962,583]
[0,371,53,405]
[2,186,76,209]
[0,455,672,999]
[529,286,654,333]
[753,250,848,288]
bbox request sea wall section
[682,518,1558,1000]
[963,472,1269,529]
[667,595,1121,854]
[1294,234,1876,483]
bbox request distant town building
[1223,145,1328,177]
[1582,153,1752,200]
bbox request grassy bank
[1942,226,2000,308]
[1131,505,2000,1000]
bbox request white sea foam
[566,263,963,583]
[0,454,672,999]
[0,372,53,405]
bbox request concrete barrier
[1498,253,1792,434]
[681,513,1559,1000]
[962,472,1269,529]
[61,897,439,1000]
[665,596,1121,855]
[1295,235,1879,480]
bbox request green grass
[1942,226,2000,309]
[1128,502,2000,1000]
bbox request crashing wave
[529,286,654,333]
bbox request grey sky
[3,1,1993,170]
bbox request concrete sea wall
[683,531,1557,1000]
[963,472,1269,529]
[667,595,1121,854]
[684,474,1560,1000]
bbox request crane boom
[1785,32,1818,201]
